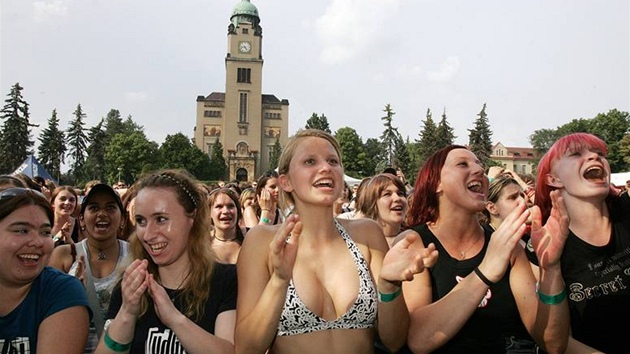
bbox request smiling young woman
[96,170,237,354]
[235,129,438,354]
[0,187,90,353]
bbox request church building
[194,0,289,182]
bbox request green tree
[269,137,282,171]
[416,108,439,166]
[104,109,125,139]
[66,104,89,184]
[83,119,108,182]
[0,83,36,173]
[38,109,66,180]
[363,138,382,176]
[529,128,560,156]
[392,132,410,175]
[589,109,630,172]
[159,132,212,179]
[436,108,456,148]
[304,113,331,133]
[379,103,400,168]
[529,109,630,172]
[104,110,144,143]
[468,103,494,167]
[160,133,197,170]
[105,131,160,184]
[208,141,228,181]
[335,127,368,178]
[619,133,630,168]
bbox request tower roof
[231,0,259,27]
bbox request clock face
[239,41,251,53]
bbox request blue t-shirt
[0,266,90,353]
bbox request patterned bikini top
[277,219,378,336]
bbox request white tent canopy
[611,172,630,187]
[344,174,363,185]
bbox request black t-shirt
[107,263,237,354]
[413,224,527,354]
[527,193,630,353]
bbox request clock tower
[194,0,289,182]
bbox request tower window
[237,68,251,83]
[239,92,248,123]
[204,110,222,117]
[242,28,248,34]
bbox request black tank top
[412,223,528,353]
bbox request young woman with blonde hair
[236,129,437,353]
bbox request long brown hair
[130,169,214,321]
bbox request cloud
[426,56,461,83]
[315,0,400,65]
[32,1,70,23]
[124,91,149,103]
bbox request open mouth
[391,204,404,212]
[314,179,334,188]
[95,221,110,230]
[18,253,41,264]
[149,242,167,253]
[583,166,606,181]
[467,181,483,193]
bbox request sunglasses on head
[0,187,47,201]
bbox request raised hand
[120,259,149,317]
[530,190,569,269]
[482,200,530,281]
[147,274,183,328]
[381,233,438,283]
[75,254,86,287]
[269,214,302,283]
[258,188,275,211]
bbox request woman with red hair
[532,132,630,353]
[401,145,570,353]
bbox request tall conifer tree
[0,83,36,173]
[436,108,456,149]
[66,104,89,183]
[38,109,66,180]
[467,103,494,167]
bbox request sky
[1,0,629,154]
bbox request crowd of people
[0,130,629,353]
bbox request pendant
[98,251,106,260]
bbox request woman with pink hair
[533,132,630,353]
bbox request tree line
[1,82,629,187]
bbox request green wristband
[536,282,567,305]
[260,217,271,224]
[104,328,132,352]
[378,287,402,303]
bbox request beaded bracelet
[536,282,567,305]
[378,287,402,303]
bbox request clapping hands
[381,233,438,285]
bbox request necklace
[456,239,480,260]
[212,230,237,242]
[429,223,481,260]
[214,235,237,242]
[89,241,118,261]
